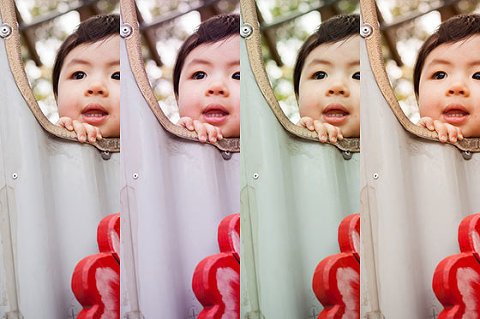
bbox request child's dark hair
[52,14,120,98]
[293,14,360,97]
[413,14,480,98]
[173,14,240,97]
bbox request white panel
[240,33,360,318]
[0,19,120,319]
[360,37,480,319]
[119,35,240,318]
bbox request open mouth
[322,104,350,125]
[443,105,469,125]
[202,104,229,125]
[81,104,108,125]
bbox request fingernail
[338,134,343,140]
[331,137,337,143]
[320,136,327,143]
[90,137,96,143]
[440,136,447,142]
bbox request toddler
[294,14,360,143]
[174,14,240,143]
[53,14,120,143]
[415,14,480,143]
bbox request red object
[192,213,240,319]
[312,213,360,319]
[433,213,480,319]
[71,213,120,319]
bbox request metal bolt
[120,24,133,39]
[221,151,232,160]
[342,151,352,160]
[101,151,111,160]
[462,151,473,160]
[11,173,17,179]
[0,24,12,39]
[373,173,379,180]
[133,173,139,179]
[240,23,253,38]
[253,173,259,179]
[360,24,373,38]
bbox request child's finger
[325,124,339,143]
[178,117,194,131]
[216,127,223,140]
[96,127,103,140]
[313,121,328,143]
[445,124,458,143]
[72,120,87,143]
[433,120,448,143]
[205,124,218,143]
[419,117,434,131]
[298,117,314,131]
[193,120,207,143]
[84,124,98,144]
[57,117,74,131]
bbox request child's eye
[472,72,480,80]
[232,72,240,80]
[432,71,447,80]
[72,71,86,80]
[192,71,207,80]
[312,71,327,80]
[352,72,360,80]
[111,72,120,80]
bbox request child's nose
[206,80,229,97]
[447,82,470,97]
[85,79,108,97]
[326,81,350,97]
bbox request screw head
[221,151,232,160]
[240,23,253,38]
[342,151,353,160]
[0,24,12,38]
[120,24,133,38]
[373,173,379,180]
[12,173,17,179]
[253,173,259,179]
[360,24,373,38]
[462,151,473,160]
[133,173,139,179]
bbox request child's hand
[178,117,223,143]
[298,116,343,143]
[418,117,463,143]
[57,117,103,144]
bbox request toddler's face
[177,35,240,138]
[298,36,360,137]
[418,35,480,137]
[57,36,120,137]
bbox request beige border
[0,0,120,153]
[361,0,480,152]
[120,0,240,153]
[240,0,360,153]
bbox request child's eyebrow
[186,58,239,68]
[468,59,480,67]
[65,58,120,67]
[307,59,333,67]
[427,58,452,66]
[187,58,213,67]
